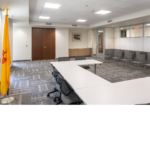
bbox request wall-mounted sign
[135,26,139,30]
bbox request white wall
[69,29,87,49]
[114,28,120,49]
[56,28,68,58]
[13,26,31,61]
[113,27,150,52]
[9,19,13,64]
[105,28,114,49]
[87,30,92,48]
[92,30,96,55]
[13,27,69,60]
[145,27,150,37]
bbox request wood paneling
[32,28,55,61]
[43,28,55,60]
[32,28,43,61]
[69,48,90,57]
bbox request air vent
[46,23,52,25]
[107,20,112,23]
[72,24,77,27]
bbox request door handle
[44,47,46,48]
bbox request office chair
[135,104,150,107]
[47,65,59,97]
[57,78,82,105]
[58,57,70,61]
[113,51,124,61]
[75,56,90,69]
[132,53,146,66]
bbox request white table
[51,59,102,74]
[75,77,150,105]
[51,60,111,90]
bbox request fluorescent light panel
[77,19,87,22]
[96,10,111,15]
[39,16,50,19]
[44,3,61,9]
[98,31,103,32]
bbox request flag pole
[1,7,14,104]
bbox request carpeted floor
[0,57,150,105]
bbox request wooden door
[43,28,55,60]
[32,28,55,60]
[32,28,43,60]
[99,33,103,53]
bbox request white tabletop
[75,77,150,105]
[51,60,111,90]
[51,59,102,66]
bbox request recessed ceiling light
[77,19,87,22]
[44,3,61,9]
[39,16,50,19]
[98,31,103,32]
[95,10,111,15]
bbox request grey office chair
[113,51,124,60]
[58,57,70,61]
[105,51,113,60]
[132,53,146,66]
[75,56,90,69]
[47,65,59,97]
[56,77,82,105]
[121,52,133,62]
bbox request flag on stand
[1,14,11,95]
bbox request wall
[113,27,150,52]
[13,27,69,60]
[56,28,68,58]
[13,26,31,61]
[87,30,92,48]
[114,28,120,49]
[92,30,96,55]
[145,27,150,37]
[9,19,13,64]
[69,29,87,49]
[105,28,114,49]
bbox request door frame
[95,28,105,59]
[31,27,56,61]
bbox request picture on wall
[72,33,82,42]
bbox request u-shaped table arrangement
[51,59,150,105]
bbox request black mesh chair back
[75,56,86,60]
[56,74,64,85]
[52,67,59,77]
[58,57,70,61]
[60,79,73,96]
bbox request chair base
[47,87,58,97]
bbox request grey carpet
[0,57,150,105]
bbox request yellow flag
[1,15,11,95]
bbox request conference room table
[51,59,102,74]
[51,59,150,105]
[75,77,150,105]
[51,60,111,90]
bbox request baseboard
[13,60,31,62]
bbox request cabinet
[69,48,90,57]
